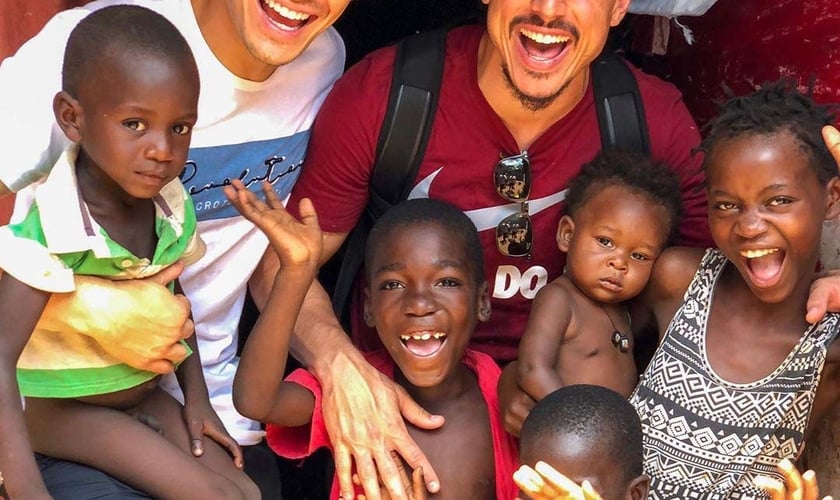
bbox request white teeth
[400,332,447,341]
[741,248,780,259]
[520,29,570,45]
[264,0,310,21]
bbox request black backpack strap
[592,52,650,155]
[330,28,448,319]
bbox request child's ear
[556,215,575,252]
[363,288,375,327]
[825,176,840,220]
[626,474,650,500]
[53,91,83,143]
[476,281,491,322]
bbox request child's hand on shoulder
[224,180,323,269]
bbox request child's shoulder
[643,246,707,306]
[539,275,582,302]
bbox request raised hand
[515,461,603,500]
[224,179,323,270]
[753,458,832,500]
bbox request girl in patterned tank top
[629,81,840,499]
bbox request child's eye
[380,281,404,290]
[630,252,650,261]
[768,197,793,207]
[123,120,147,131]
[596,237,614,248]
[713,201,737,211]
[172,123,193,136]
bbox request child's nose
[145,131,173,162]
[608,252,628,271]
[734,209,768,238]
[404,288,437,316]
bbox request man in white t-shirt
[0,0,349,497]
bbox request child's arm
[517,282,574,401]
[172,279,244,467]
[635,247,704,338]
[225,180,322,426]
[0,274,53,498]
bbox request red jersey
[289,25,711,363]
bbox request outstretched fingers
[223,179,267,222]
[753,458,826,500]
[260,179,285,209]
[822,125,840,167]
[297,197,320,230]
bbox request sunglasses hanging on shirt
[494,151,532,259]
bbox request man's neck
[191,0,277,82]
[476,33,588,151]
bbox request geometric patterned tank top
[630,249,839,499]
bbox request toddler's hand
[515,461,602,500]
[753,458,832,500]
[223,179,322,269]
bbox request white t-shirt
[0,0,346,445]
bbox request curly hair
[699,80,838,184]
[564,150,683,244]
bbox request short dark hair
[520,384,644,482]
[700,80,838,185]
[62,5,196,96]
[365,198,484,283]
[564,151,683,244]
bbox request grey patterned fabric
[631,249,839,499]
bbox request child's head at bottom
[363,198,491,387]
[700,81,840,304]
[558,151,683,303]
[57,5,200,199]
[519,384,649,500]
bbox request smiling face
[220,0,350,69]
[558,184,671,303]
[364,222,491,388]
[58,51,199,200]
[706,131,840,304]
[481,0,630,109]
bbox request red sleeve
[264,368,331,459]
[286,45,397,233]
[634,67,713,248]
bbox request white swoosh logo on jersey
[407,167,568,232]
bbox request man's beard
[501,64,570,112]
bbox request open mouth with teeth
[399,332,447,358]
[261,0,312,30]
[519,28,570,63]
[740,247,785,286]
